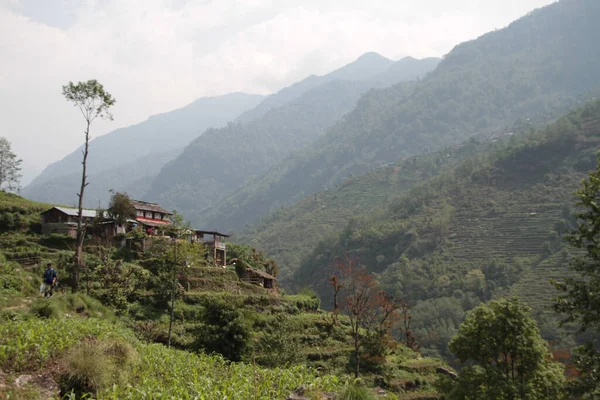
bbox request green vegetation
[0,192,444,399]
[553,151,600,398]
[0,137,23,192]
[203,0,600,234]
[288,98,600,361]
[0,317,342,399]
[148,56,439,226]
[438,298,566,399]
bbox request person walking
[42,262,57,298]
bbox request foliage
[29,293,114,320]
[0,317,342,399]
[228,243,280,277]
[332,256,410,377]
[339,381,376,400]
[150,58,438,228]
[553,153,600,396]
[62,79,116,122]
[0,317,132,372]
[107,191,136,225]
[440,298,566,399]
[193,298,252,362]
[256,315,306,367]
[568,343,600,399]
[0,137,23,192]
[206,0,600,237]
[284,99,600,360]
[0,191,48,233]
[60,339,138,397]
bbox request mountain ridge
[23,92,265,206]
[198,0,600,233]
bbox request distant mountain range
[198,0,600,233]
[23,53,439,210]
[145,55,440,220]
[22,92,265,206]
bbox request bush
[60,339,138,397]
[339,382,376,400]
[193,299,252,362]
[30,294,114,320]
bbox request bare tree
[62,80,115,292]
[332,255,406,378]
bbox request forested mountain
[286,99,600,359]
[234,52,394,124]
[22,92,264,206]
[201,0,600,232]
[147,55,440,223]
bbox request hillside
[0,192,447,399]
[22,92,265,207]
[234,52,395,124]
[289,99,600,359]
[148,56,439,223]
[236,138,499,281]
[200,0,600,232]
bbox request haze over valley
[3,1,600,399]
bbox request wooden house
[192,230,228,266]
[130,200,172,235]
[241,268,276,289]
[40,207,98,237]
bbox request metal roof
[194,230,230,238]
[45,207,97,219]
[130,200,172,215]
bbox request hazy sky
[0,0,555,185]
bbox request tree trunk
[73,121,90,293]
[168,238,177,347]
[354,332,360,378]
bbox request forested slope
[148,57,439,223]
[235,52,395,124]
[292,99,600,358]
[202,0,600,232]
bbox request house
[192,230,228,266]
[241,267,276,289]
[130,200,172,235]
[40,207,98,238]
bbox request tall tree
[441,298,565,400]
[554,155,600,398]
[0,137,22,192]
[62,80,115,292]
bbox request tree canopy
[0,137,22,192]
[108,191,136,225]
[554,153,600,398]
[440,298,565,399]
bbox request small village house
[130,200,172,235]
[192,230,228,266]
[41,199,173,239]
[241,267,276,289]
[40,207,100,238]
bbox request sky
[0,0,556,185]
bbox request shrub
[60,339,138,397]
[194,299,252,362]
[339,382,376,400]
[30,294,114,320]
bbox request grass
[0,317,343,399]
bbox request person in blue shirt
[42,262,57,298]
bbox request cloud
[0,0,555,184]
